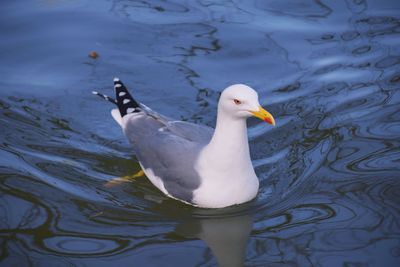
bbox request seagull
[93,78,275,208]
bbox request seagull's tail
[92,77,141,117]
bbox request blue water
[0,0,399,266]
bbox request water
[1,0,399,266]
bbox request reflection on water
[1,0,400,266]
[175,212,252,267]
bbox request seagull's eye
[233,99,241,105]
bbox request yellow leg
[104,169,145,188]
[123,169,145,179]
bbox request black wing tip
[92,78,142,116]
[113,78,141,116]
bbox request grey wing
[123,114,209,203]
[164,121,214,143]
[140,103,214,143]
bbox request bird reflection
[174,209,253,267]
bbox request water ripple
[42,236,124,256]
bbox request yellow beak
[251,106,276,125]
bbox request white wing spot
[126,108,136,113]
[119,92,126,97]
[115,84,122,88]
[123,99,131,104]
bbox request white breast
[192,150,259,208]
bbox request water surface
[1,0,399,266]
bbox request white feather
[111,109,122,126]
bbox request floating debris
[89,51,99,59]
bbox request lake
[0,0,399,266]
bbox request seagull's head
[219,84,275,125]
